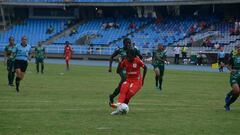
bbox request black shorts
[36,58,44,63]
[218,58,225,65]
[15,60,28,72]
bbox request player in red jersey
[110,48,147,115]
[64,41,73,71]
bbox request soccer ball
[117,103,129,114]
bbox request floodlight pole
[0,5,6,30]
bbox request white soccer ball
[117,103,129,114]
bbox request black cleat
[16,87,19,92]
[8,84,14,87]
[109,95,114,106]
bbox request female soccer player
[4,36,16,86]
[13,36,32,92]
[35,42,45,74]
[224,45,240,111]
[152,44,167,90]
[64,41,73,71]
[108,38,142,105]
[110,48,147,115]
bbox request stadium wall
[1,0,240,7]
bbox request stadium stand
[54,17,150,45]
[212,22,240,45]
[5,0,132,2]
[0,19,66,46]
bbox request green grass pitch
[0,62,239,135]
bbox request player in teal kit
[152,44,167,90]
[4,36,16,86]
[35,42,45,74]
[108,38,142,105]
[224,45,240,111]
[12,36,32,92]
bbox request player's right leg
[41,60,44,74]
[36,59,39,73]
[159,66,165,90]
[116,81,130,104]
[15,60,28,92]
[65,58,70,70]
[109,70,126,105]
[124,80,142,104]
[8,60,15,86]
[110,81,129,115]
[7,60,12,86]
[225,81,240,111]
[154,66,160,88]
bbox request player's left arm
[43,47,47,58]
[4,46,8,66]
[138,58,147,86]
[28,47,33,61]
[70,46,73,55]
[34,47,37,58]
[158,52,167,63]
[135,48,143,60]
[142,64,147,86]
[117,60,125,74]
[227,56,235,74]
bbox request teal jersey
[230,55,240,71]
[35,47,45,59]
[153,50,167,66]
[4,44,16,61]
[116,47,127,59]
[13,44,32,61]
[229,55,240,85]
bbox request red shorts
[65,55,71,61]
[118,79,142,104]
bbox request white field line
[0,106,240,112]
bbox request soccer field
[0,63,239,135]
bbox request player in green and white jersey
[4,36,16,86]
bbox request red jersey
[64,45,72,56]
[120,57,145,80]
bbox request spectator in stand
[189,26,195,35]
[129,22,136,30]
[202,38,207,47]
[235,20,239,32]
[239,21,240,32]
[201,21,207,30]
[206,37,212,47]
[155,16,162,24]
[113,23,120,29]
[188,37,193,47]
[143,43,149,49]
[69,28,78,36]
[197,51,204,66]
[218,46,226,72]
[101,23,107,29]
[173,44,181,64]
[65,20,72,28]
[181,45,188,60]
[230,28,235,36]
[46,25,54,34]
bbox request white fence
[0,44,234,57]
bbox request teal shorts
[153,64,165,76]
[36,58,44,63]
[230,73,240,86]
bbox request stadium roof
[1,0,240,6]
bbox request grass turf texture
[0,62,239,135]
